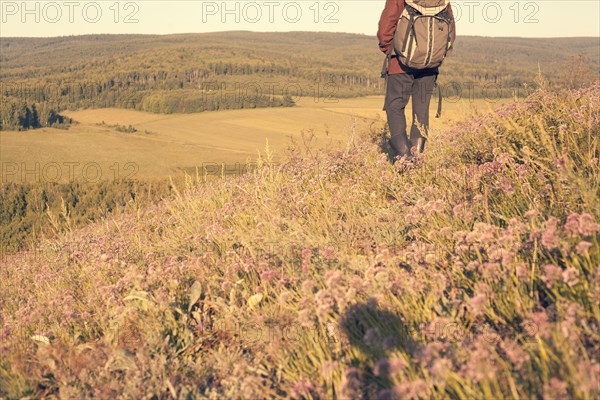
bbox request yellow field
[0,96,508,182]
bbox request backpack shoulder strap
[405,0,449,16]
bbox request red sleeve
[448,3,456,43]
[377,0,404,54]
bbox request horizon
[1,1,598,38]
[2,30,599,40]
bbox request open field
[1,96,509,182]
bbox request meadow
[0,81,598,398]
[1,96,505,181]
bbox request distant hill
[1,32,598,123]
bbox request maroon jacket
[377,0,456,74]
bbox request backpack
[380,0,455,117]
[394,0,455,70]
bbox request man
[378,0,456,160]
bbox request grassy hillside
[1,32,598,123]
[1,82,598,398]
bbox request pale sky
[0,1,599,38]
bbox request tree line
[0,97,72,131]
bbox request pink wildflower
[564,213,600,237]
[541,264,563,288]
[291,380,316,399]
[561,268,580,287]
[574,360,600,394]
[438,226,453,238]
[298,309,314,328]
[554,156,566,169]
[301,279,315,295]
[421,342,444,366]
[315,289,335,318]
[320,245,335,260]
[500,339,530,370]
[321,361,338,379]
[394,379,430,400]
[324,270,343,289]
[340,367,362,399]
[575,240,592,256]
[469,294,487,317]
[279,291,292,304]
[578,213,600,236]
[527,311,551,340]
[430,358,452,381]
[388,357,408,375]
[460,337,498,382]
[301,248,312,274]
[524,209,540,219]
[481,262,502,281]
[516,263,529,278]
[499,176,515,195]
[260,270,277,282]
[564,213,580,237]
[431,199,445,213]
[466,261,480,272]
[543,377,569,399]
[541,217,561,250]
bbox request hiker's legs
[409,72,437,153]
[385,73,413,158]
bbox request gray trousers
[384,71,437,157]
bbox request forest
[1,32,598,130]
[0,98,72,131]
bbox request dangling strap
[381,51,391,111]
[381,51,391,79]
[435,73,442,118]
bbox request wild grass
[0,82,598,399]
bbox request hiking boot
[410,137,426,154]
[389,134,412,159]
